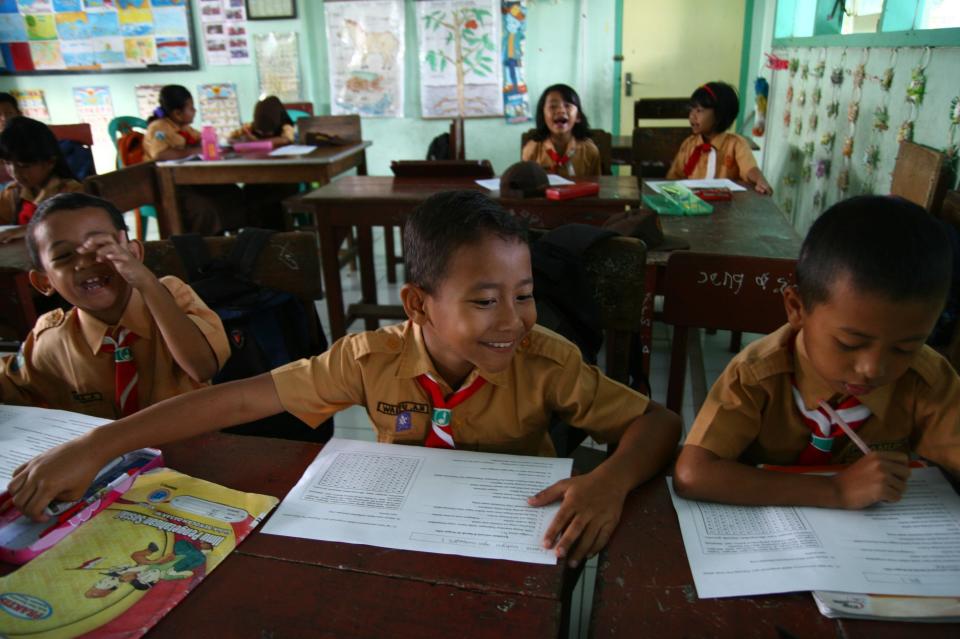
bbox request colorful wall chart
[501,0,529,123]
[0,0,197,73]
[197,82,240,142]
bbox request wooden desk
[591,473,959,638]
[299,175,641,339]
[155,142,371,237]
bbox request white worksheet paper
[262,438,573,564]
[668,469,960,599]
[646,178,747,193]
[475,174,574,191]
[0,406,109,490]
[268,144,317,157]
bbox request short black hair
[0,92,19,112]
[690,81,740,133]
[403,190,527,293]
[148,84,192,123]
[797,195,952,309]
[27,192,127,269]
[531,83,591,142]
[0,116,74,180]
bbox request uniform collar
[792,329,893,420]
[542,136,578,157]
[700,131,730,148]
[78,286,151,355]
[395,322,509,392]
[20,175,66,204]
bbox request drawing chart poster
[134,83,163,120]
[197,82,240,142]
[416,0,502,118]
[253,31,300,102]
[0,0,195,72]
[500,0,529,123]
[72,86,115,173]
[325,0,404,118]
[8,87,49,121]
[199,0,250,66]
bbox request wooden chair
[634,97,690,124]
[890,140,951,212]
[83,162,165,236]
[297,115,366,171]
[282,101,314,116]
[519,128,614,175]
[631,126,689,179]
[390,159,494,178]
[662,252,796,414]
[49,123,94,146]
[938,190,960,372]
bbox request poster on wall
[135,83,163,120]
[253,31,300,101]
[197,82,241,142]
[0,0,196,73]
[324,0,404,118]
[72,85,115,173]
[9,87,49,121]
[500,0,529,123]
[201,0,250,66]
[416,0,502,118]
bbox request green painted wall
[0,0,616,176]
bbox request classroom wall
[0,0,617,176]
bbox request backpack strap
[170,233,212,283]
[227,228,277,280]
[537,223,618,257]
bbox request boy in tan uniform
[9,190,681,568]
[0,193,230,418]
[675,195,959,508]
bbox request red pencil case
[692,187,733,201]
[545,183,600,200]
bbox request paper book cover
[0,468,278,638]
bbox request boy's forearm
[594,404,682,496]
[139,277,220,381]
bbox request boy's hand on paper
[528,472,626,568]
[8,437,101,521]
[832,451,910,509]
[77,232,152,289]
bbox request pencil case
[643,184,714,216]
[545,183,600,200]
[232,140,274,154]
[0,448,163,564]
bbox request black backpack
[426,133,451,160]
[170,229,333,442]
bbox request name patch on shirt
[72,391,104,404]
[377,401,429,416]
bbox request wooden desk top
[0,239,29,271]
[156,141,371,169]
[591,473,960,638]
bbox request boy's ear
[124,235,145,262]
[783,285,805,330]
[27,269,56,297]
[400,283,429,325]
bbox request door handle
[624,72,633,97]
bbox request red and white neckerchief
[101,326,140,417]
[416,372,487,449]
[546,141,577,176]
[683,140,716,178]
[790,381,872,465]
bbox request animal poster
[324,0,404,118]
[253,31,301,101]
[72,85,115,173]
[416,0,502,118]
[500,0,529,123]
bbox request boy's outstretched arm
[673,444,911,509]
[528,402,681,567]
[8,373,283,520]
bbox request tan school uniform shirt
[666,132,758,181]
[685,324,960,474]
[144,118,201,161]
[521,137,601,178]
[0,276,231,419]
[0,175,84,225]
[271,320,649,456]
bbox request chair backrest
[390,159,494,178]
[49,123,94,146]
[107,116,148,149]
[890,140,950,212]
[634,97,690,123]
[662,252,797,413]
[297,114,362,143]
[519,128,613,175]
[286,109,310,124]
[142,231,323,347]
[631,126,690,178]
[283,101,314,116]
[83,161,162,216]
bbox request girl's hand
[754,176,773,195]
[77,232,152,289]
[0,225,27,243]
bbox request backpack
[117,128,145,167]
[426,132,451,160]
[58,140,96,180]
[170,228,333,442]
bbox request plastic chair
[107,116,155,241]
[286,109,310,125]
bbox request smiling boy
[0,192,230,418]
[8,190,680,567]
[674,195,960,508]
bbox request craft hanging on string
[786,85,794,103]
[837,167,850,191]
[809,113,818,131]
[816,158,831,179]
[821,132,835,150]
[947,95,960,162]
[848,102,859,123]
[831,67,844,86]
[752,77,769,137]
[897,120,914,143]
[813,60,825,79]
[789,58,799,76]
[764,52,789,70]
[898,48,931,148]
[864,144,880,171]
[802,141,815,157]
[813,189,824,210]
[853,63,866,89]
[798,90,806,107]
[906,64,926,105]
[812,87,822,106]
[873,105,889,131]
[827,101,840,117]
[801,62,809,80]
[842,135,854,158]
[794,119,803,136]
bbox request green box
[643,183,713,216]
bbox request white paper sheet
[668,468,960,598]
[268,144,317,157]
[262,438,572,564]
[475,174,574,191]
[646,178,747,193]
[0,406,109,490]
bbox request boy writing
[8,190,681,567]
[0,192,230,418]
[674,195,959,508]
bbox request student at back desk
[674,196,960,508]
[9,190,681,568]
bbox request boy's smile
[29,207,135,325]
[785,274,942,399]
[412,233,536,388]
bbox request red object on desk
[692,187,733,201]
[545,182,600,200]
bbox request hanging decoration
[948,95,960,159]
[839,49,867,198]
[501,1,531,123]
[764,52,789,70]
[898,47,931,145]
[752,77,769,137]
[827,101,840,118]
[872,105,889,131]
[860,49,894,193]
[812,87,822,106]
[821,132,835,150]
[789,57,799,76]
